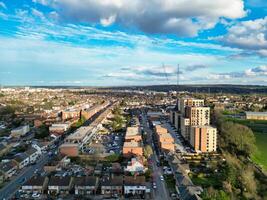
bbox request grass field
[252,132,267,172]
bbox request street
[141,111,171,200]
[0,154,50,200]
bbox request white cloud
[100,14,116,27]
[31,8,45,20]
[33,0,246,37]
[245,65,267,76]
[0,2,6,9]
[219,17,267,56]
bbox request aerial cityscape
[0,0,267,200]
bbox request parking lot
[83,131,124,155]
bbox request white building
[49,123,70,133]
[11,125,30,137]
[25,147,40,163]
[13,153,29,169]
[124,176,148,195]
[125,158,146,173]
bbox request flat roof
[60,143,79,148]
[126,127,140,136]
[66,126,93,141]
[245,112,267,116]
[123,141,141,147]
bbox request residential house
[13,153,29,169]
[0,160,17,180]
[101,176,123,197]
[32,142,47,154]
[25,147,40,163]
[21,176,49,194]
[48,176,73,195]
[125,158,146,174]
[124,176,148,196]
[74,176,99,195]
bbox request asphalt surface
[141,112,171,200]
[0,154,50,200]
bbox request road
[0,154,50,200]
[141,111,171,200]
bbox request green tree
[35,124,49,139]
[221,122,256,156]
[144,145,153,158]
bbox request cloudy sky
[0,0,267,86]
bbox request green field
[252,132,267,172]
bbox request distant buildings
[170,97,217,153]
[245,112,267,120]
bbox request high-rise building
[170,97,217,153]
[190,126,217,152]
[179,98,204,114]
[185,107,210,126]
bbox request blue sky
[0,0,267,86]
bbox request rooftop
[124,176,146,186]
[74,176,98,187]
[23,176,46,186]
[123,141,141,148]
[245,111,267,116]
[48,176,72,186]
[101,176,123,186]
[66,126,93,141]
[126,127,140,137]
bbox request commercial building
[65,126,94,144]
[245,112,267,120]
[49,123,70,135]
[10,125,30,137]
[59,143,80,157]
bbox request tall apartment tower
[170,97,217,153]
